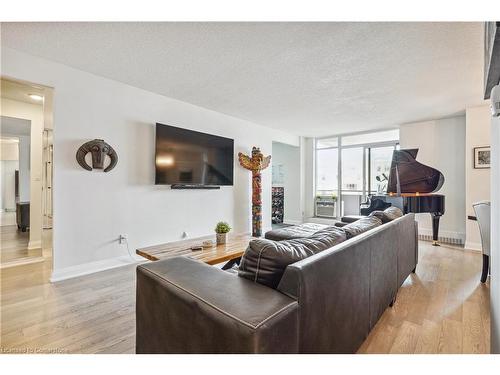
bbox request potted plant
[215,221,231,245]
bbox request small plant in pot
[215,221,231,245]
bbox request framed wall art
[474,146,491,169]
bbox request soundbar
[171,184,221,190]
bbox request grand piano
[370,149,445,246]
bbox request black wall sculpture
[76,139,118,172]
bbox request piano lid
[387,149,444,194]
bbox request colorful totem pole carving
[238,147,271,237]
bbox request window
[314,137,339,218]
[316,147,338,192]
[341,147,364,192]
[316,137,338,149]
[368,146,395,194]
[314,129,399,218]
[341,129,399,146]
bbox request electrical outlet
[182,231,188,238]
[119,234,128,244]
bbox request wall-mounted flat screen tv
[155,123,234,186]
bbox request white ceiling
[1,22,485,136]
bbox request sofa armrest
[136,257,299,353]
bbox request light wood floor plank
[389,321,420,354]
[438,319,463,354]
[462,301,486,353]
[414,319,441,354]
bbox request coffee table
[136,232,255,268]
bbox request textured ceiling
[1,22,484,136]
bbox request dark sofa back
[277,213,417,353]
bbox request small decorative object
[76,139,118,172]
[375,173,388,194]
[238,147,271,237]
[202,240,215,248]
[215,221,231,245]
[474,146,491,169]
[272,187,284,224]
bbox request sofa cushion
[341,215,364,223]
[239,226,347,288]
[342,216,382,239]
[369,206,404,224]
[264,223,328,241]
[384,206,403,219]
[368,210,389,223]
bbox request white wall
[1,47,299,280]
[1,135,32,203]
[0,140,19,160]
[491,109,500,354]
[302,137,315,219]
[17,135,30,202]
[0,160,18,211]
[465,104,491,250]
[399,116,466,242]
[1,98,43,249]
[0,139,19,211]
[272,142,302,224]
[1,116,32,202]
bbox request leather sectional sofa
[136,209,418,353]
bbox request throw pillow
[342,216,382,239]
[238,226,347,288]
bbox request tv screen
[155,123,234,186]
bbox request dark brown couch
[136,213,418,353]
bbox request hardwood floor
[0,241,490,354]
[0,225,42,265]
[358,241,490,354]
[0,257,136,354]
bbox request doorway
[0,78,54,269]
[271,141,301,229]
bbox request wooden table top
[136,233,255,265]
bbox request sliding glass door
[341,147,364,216]
[315,138,339,218]
[367,145,396,195]
[315,129,399,219]
[340,144,397,216]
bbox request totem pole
[238,147,271,237]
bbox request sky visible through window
[315,129,399,196]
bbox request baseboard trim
[50,255,146,283]
[464,241,482,252]
[283,219,303,225]
[306,216,338,225]
[28,240,42,250]
[0,256,45,269]
[417,228,465,246]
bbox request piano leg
[481,254,489,283]
[431,212,442,246]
